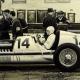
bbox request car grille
[0,49,11,52]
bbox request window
[12,0,26,3]
[37,10,47,23]
[27,10,36,23]
[67,13,75,23]
[27,10,47,23]
[17,10,26,20]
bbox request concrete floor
[0,69,80,80]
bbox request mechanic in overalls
[37,26,55,50]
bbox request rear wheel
[54,43,80,71]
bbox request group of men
[0,8,69,50]
[0,9,28,40]
[37,8,69,50]
[43,8,69,35]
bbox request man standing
[18,12,28,33]
[56,11,69,24]
[56,11,70,31]
[43,8,57,39]
[10,11,23,39]
[0,9,11,39]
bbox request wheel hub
[59,48,77,67]
[65,54,72,60]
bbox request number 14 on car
[17,38,30,49]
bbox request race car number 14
[17,38,30,48]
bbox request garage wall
[1,0,80,23]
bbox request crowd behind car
[0,9,28,40]
[0,8,69,40]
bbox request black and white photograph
[0,0,80,80]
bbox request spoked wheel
[59,48,77,68]
[54,43,80,71]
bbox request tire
[54,43,80,71]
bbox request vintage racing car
[0,30,80,71]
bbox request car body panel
[0,54,53,63]
[58,31,79,46]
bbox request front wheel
[54,43,80,71]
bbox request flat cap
[57,11,64,14]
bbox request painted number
[18,38,30,48]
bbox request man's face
[46,29,50,35]
[48,12,53,15]
[58,14,64,18]
[3,12,10,19]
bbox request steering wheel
[36,34,41,39]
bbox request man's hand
[36,34,41,39]
[36,34,45,45]
[36,34,41,42]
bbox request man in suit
[56,11,70,31]
[0,9,11,39]
[10,11,23,39]
[56,11,69,24]
[18,12,28,33]
[43,8,57,39]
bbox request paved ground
[1,70,80,80]
[0,66,80,80]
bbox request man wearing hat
[43,8,57,39]
[0,9,11,39]
[56,11,69,24]
[56,11,70,31]
[10,11,23,39]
